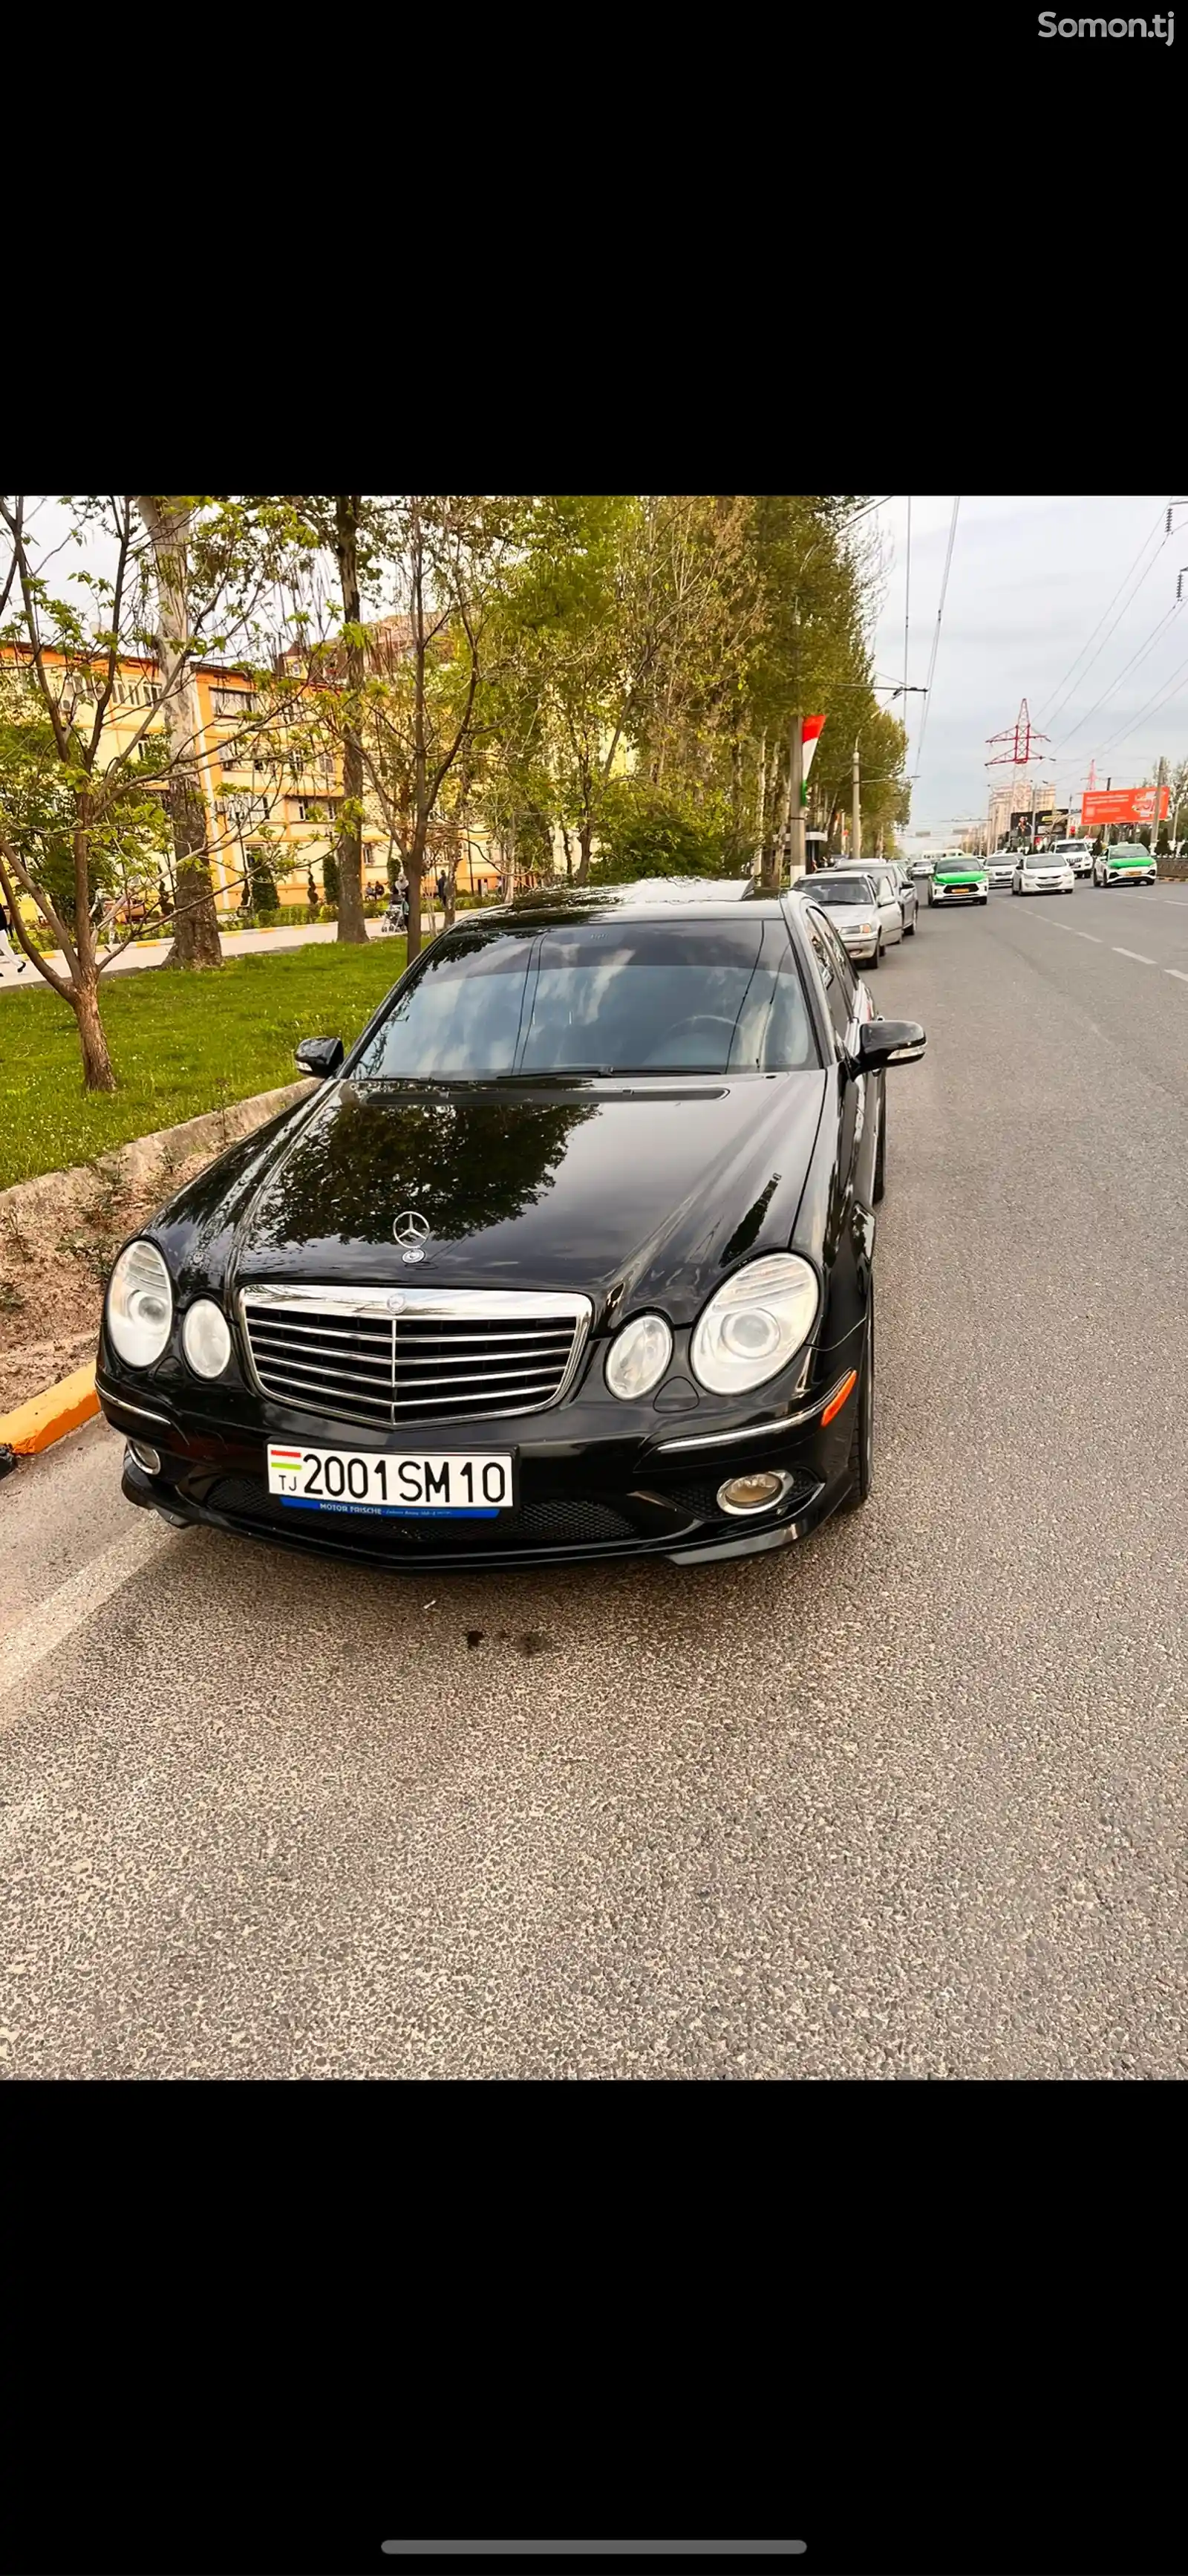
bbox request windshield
[810,876,878,907]
[353,919,820,1079]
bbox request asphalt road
[3,879,1187,2079]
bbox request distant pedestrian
[0,897,28,972]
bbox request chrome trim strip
[94,1383,174,1431]
[241,1284,592,1322]
[653,1367,856,1454]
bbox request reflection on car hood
[215,1074,829,1325]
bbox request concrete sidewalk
[0,914,446,992]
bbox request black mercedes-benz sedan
[97,882,924,1572]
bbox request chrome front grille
[238,1286,593,1428]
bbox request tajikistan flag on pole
[801,716,826,802]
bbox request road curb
[0,1362,99,1461]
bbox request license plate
[266,1443,515,1518]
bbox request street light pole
[852,740,861,866]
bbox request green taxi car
[927,859,988,908]
[1091,841,1158,889]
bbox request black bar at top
[380,2549,807,2560]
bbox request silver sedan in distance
[796,868,904,968]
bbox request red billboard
[1080,785,1169,828]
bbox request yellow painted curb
[0,1361,99,1457]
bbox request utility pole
[787,713,805,879]
[852,740,861,866]
[1151,753,1166,852]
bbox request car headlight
[605,1311,673,1399]
[182,1297,233,1379]
[858,921,875,935]
[105,1239,173,1369]
[690,1254,820,1396]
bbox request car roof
[489,877,786,923]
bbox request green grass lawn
[0,940,408,1190]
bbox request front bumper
[1106,870,1156,884]
[838,934,879,961]
[99,1349,864,1572]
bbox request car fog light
[128,1440,161,1474]
[717,1470,792,1517]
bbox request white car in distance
[1011,853,1075,897]
[799,867,904,967]
[986,853,1016,888]
[1048,837,1094,878]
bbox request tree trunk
[561,824,573,882]
[72,975,116,1093]
[134,496,223,970]
[761,747,787,891]
[333,494,368,945]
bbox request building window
[211,686,258,718]
[296,797,340,824]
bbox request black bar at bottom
[380,2550,807,2561]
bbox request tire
[869,940,882,968]
[840,1291,874,1512]
[872,1094,887,1203]
[979,896,988,905]
[905,913,916,934]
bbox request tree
[0,497,173,1088]
[134,496,223,969]
[349,498,509,960]
[331,495,367,945]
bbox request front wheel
[905,914,916,935]
[841,1292,874,1512]
[869,941,882,969]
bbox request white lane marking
[1028,917,1101,942]
[1167,969,1188,983]
[1112,947,1157,965]
[0,1515,180,1712]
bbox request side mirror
[295,1035,345,1078]
[855,1019,926,1073]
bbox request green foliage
[0,940,406,1188]
[590,779,728,880]
[247,848,280,910]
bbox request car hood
[809,902,878,928]
[214,1073,828,1327]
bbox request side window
[812,911,859,1027]
[804,911,853,1047]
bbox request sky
[867,495,1187,843]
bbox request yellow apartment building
[0,644,391,916]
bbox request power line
[1034,502,1169,726]
[911,496,960,783]
[1094,637,1188,760]
[1051,600,1182,752]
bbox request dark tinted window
[803,914,854,1046]
[811,912,858,1022]
[353,919,820,1079]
